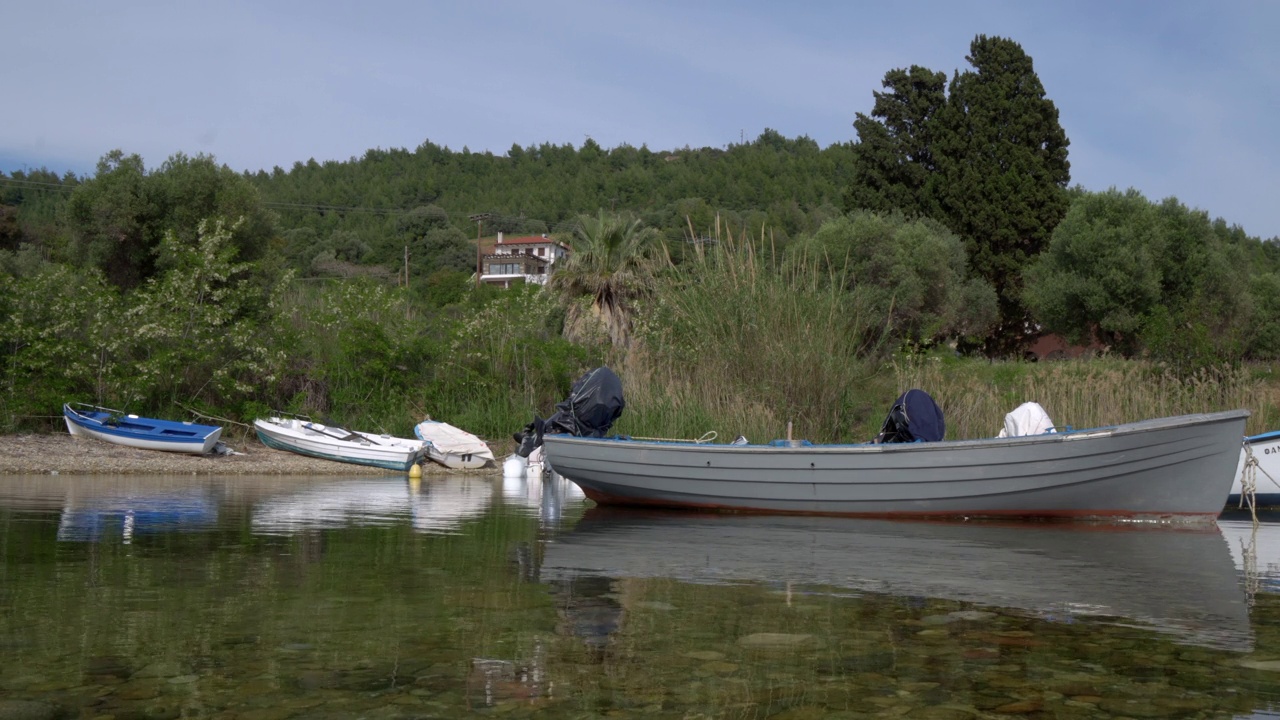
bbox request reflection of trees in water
[510,540,538,584]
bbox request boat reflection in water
[501,470,585,525]
[250,476,494,535]
[0,476,219,543]
[1219,509,1280,600]
[542,510,1255,652]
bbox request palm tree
[550,210,664,348]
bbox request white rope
[1241,441,1260,525]
[628,431,719,444]
[1242,524,1260,610]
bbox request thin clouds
[1,1,1276,238]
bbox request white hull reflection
[501,471,584,525]
[1218,512,1280,597]
[249,477,495,535]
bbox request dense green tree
[0,205,21,251]
[1023,189,1162,354]
[931,35,1071,353]
[395,205,451,238]
[845,65,948,217]
[65,151,153,288]
[414,226,474,275]
[150,152,276,265]
[788,212,998,346]
[281,227,321,269]
[65,151,277,289]
[1024,189,1258,364]
[1248,273,1280,358]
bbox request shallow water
[2,473,1280,718]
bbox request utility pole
[403,245,409,289]
[468,213,491,288]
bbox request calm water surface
[2,473,1280,719]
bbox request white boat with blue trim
[1230,430,1280,508]
[254,416,425,472]
[64,402,222,454]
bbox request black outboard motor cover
[515,366,626,457]
[875,389,945,443]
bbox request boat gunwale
[544,409,1250,455]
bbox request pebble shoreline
[0,433,505,476]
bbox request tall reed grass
[619,228,894,443]
[891,355,1280,440]
[616,225,1280,444]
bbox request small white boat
[414,418,494,470]
[1229,430,1280,508]
[254,416,425,472]
[64,402,222,454]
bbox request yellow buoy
[409,462,422,479]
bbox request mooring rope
[1241,441,1260,524]
[627,431,719,444]
[1242,524,1260,610]
[177,403,253,429]
[1239,440,1280,526]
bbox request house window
[489,263,522,275]
[537,248,545,256]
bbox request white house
[479,233,571,288]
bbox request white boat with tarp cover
[64,402,222,454]
[254,416,425,472]
[413,418,495,470]
[543,402,1249,522]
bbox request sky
[3,1,1278,239]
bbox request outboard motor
[875,389,945,443]
[515,366,626,457]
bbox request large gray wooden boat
[542,410,1249,521]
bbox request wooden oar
[303,422,383,445]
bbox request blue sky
[3,1,1277,239]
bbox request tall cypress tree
[845,65,948,218]
[931,35,1071,354]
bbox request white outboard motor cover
[998,402,1056,438]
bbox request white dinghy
[414,418,495,470]
[254,416,425,472]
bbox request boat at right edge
[543,410,1249,522]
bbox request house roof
[478,235,571,255]
[498,235,557,244]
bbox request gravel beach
[0,432,505,475]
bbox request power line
[0,178,78,193]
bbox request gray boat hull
[542,410,1249,520]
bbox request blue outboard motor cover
[875,389,945,443]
